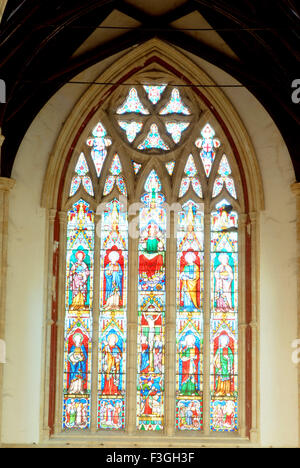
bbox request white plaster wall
[1,48,298,446]
[257,129,297,447]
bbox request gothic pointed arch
[41,38,263,445]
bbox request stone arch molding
[42,38,264,214]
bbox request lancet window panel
[176,200,204,432]
[62,200,95,430]
[98,198,129,431]
[136,170,167,432]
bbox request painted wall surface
[1,51,298,446]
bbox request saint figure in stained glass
[101,331,123,396]
[214,253,234,312]
[67,332,88,394]
[213,333,234,397]
[98,197,128,430]
[178,332,201,396]
[179,251,201,312]
[139,222,164,285]
[103,250,124,310]
[69,250,90,311]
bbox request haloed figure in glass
[214,253,234,312]
[214,333,234,397]
[67,333,88,395]
[180,251,201,311]
[179,333,201,396]
[104,250,123,310]
[70,250,90,311]
[102,332,123,396]
[139,222,164,287]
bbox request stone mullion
[237,213,247,438]
[126,213,139,435]
[203,201,211,435]
[90,213,101,433]
[165,210,176,436]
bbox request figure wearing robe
[214,334,234,396]
[179,334,201,396]
[104,251,123,309]
[67,333,88,394]
[139,223,164,285]
[141,376,161,416]
[214,253,234,311]
[180,251,201,311]
[102,333,122,395]
[140,335,150,374]
[70,251,90,311]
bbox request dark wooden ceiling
[0,0,299,180]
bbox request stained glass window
[213,155,237,199]
[143,85,167,104]
[75,153,89,176]
[117,88,149,115]
[165,122,190,144]
[118,121,143,143]
[179,155,202,198]
[136,170,166,431]
[110,154,122,176]
[195,124,221,178]
[165,161,175,176]
[114,86,193,154]
[159,89,191,115]
[98,199,128,430]
[210,200,238,432]
[70,153,94,197]
[70,177,81,197]
[103,154,127,197]
[86,122,112,177]
[137,124,170,151]
[176,200,204,431]
[185,154,197,177]
[63,200,95,430]
[132,161,142,175]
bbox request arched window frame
[41,39,264,446]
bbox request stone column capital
[291,182,300,197]
[0,177,15,192]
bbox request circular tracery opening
[110,80,196,156]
